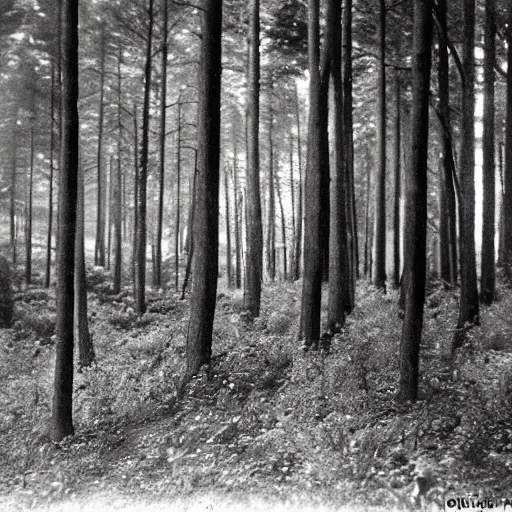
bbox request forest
[1,0,512,510]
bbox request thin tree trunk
[52,0,78,442]
[275,171,287,281]
[95,25,106,267]
[181,162,197,300]
[243,0,263,317]
[132,103,139,288]
[454,0,479,350]
[393,71,401,289]
[135,0,154,315]
[289,134,296,280]
[224,166,233,287]
[175,100,182,290]
[343,0,358,291]
[106,156,113,270]
[26,121,35,286]
[498,141,505,266]
[186,0,223,377]
[397,0,432,403]
[294,85,303,281]
[76,159,95,370]
[266,86,276,281]
[373,0,387,290]
[46,58,56,289]
[10,111,17,269]
[480,0,496,305]
[155,0,168,289]
[232,117,242,288]
[113,157,122,294]
[437,0,458,285]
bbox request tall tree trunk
[480,0,496,305]
[132,103,139,288]
[503,6,512,276]
[135,0,154,315]
[106,156,113,270]
[181,161,197,300]
[113,49,123,294]
[224,166,233,287]
[186,0,223,376]
[364,148,372,277]
[294,84,303,281]
[244,0,263,317]
[76,160,95,370]
[328,0,349,333]
[52,0,78,442]
[392,71,401,289]
[498,142,506,266]
[175,100,182,290]
[343,0,358,293]
[289,134,296,280]
[10,111,17,269]
[26,122,35,286]
[95,25,106,267]
[232,116,242,288]
[275,171,287,281]
[46,58,56,289]
[266,88,276,281]
[437,0,458,285]
[373,0,387,290]
[397,0,432,403]
[155,0,168,289]
[454,0,479,349]
[300,0,322,346]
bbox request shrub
[0,255,14,327]
[15,311,56,342]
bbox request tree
[186,0,223,376]
[300,0,323,346]
[244,0,263,318]
[392,71,401,289]
[454,0,479,349]
[397,0,432,403]
[327,0,349,333]
[373,0,387,291]
[155,0,169,289]
[75,160,95,370]
[480,0,496,305]
[502,5,512,277]
[135,0,154,316]
[436,0,457,286]
[52,0,79,442]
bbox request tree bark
[454,0,479,349]
[186,0,223,376]
[275,171,287,281]
[46,57,56,289]
[373,0,387,290]
[175,100,182,290]
[232,115,242,288]
[224,166,233,287]
[343,0,358,292]
[289,134,296,280]
[266,85,276,281]
[503,6,512,276]
[243,0,263,317]
[10,110,17,269]
[300,0,322,346]
[76,160,95,370]
[397,0,432,403]
[26,120,35,286]
[392,71,401,289]
[294,84,303,281]
[327,0,349,333]
[135,0,154,315]
[480,0,496,305]
[52,0,79,442]
[155,0,168,289]
[95,25,106,267]
[437,0,458,285]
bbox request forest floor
[2,266,512,511]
